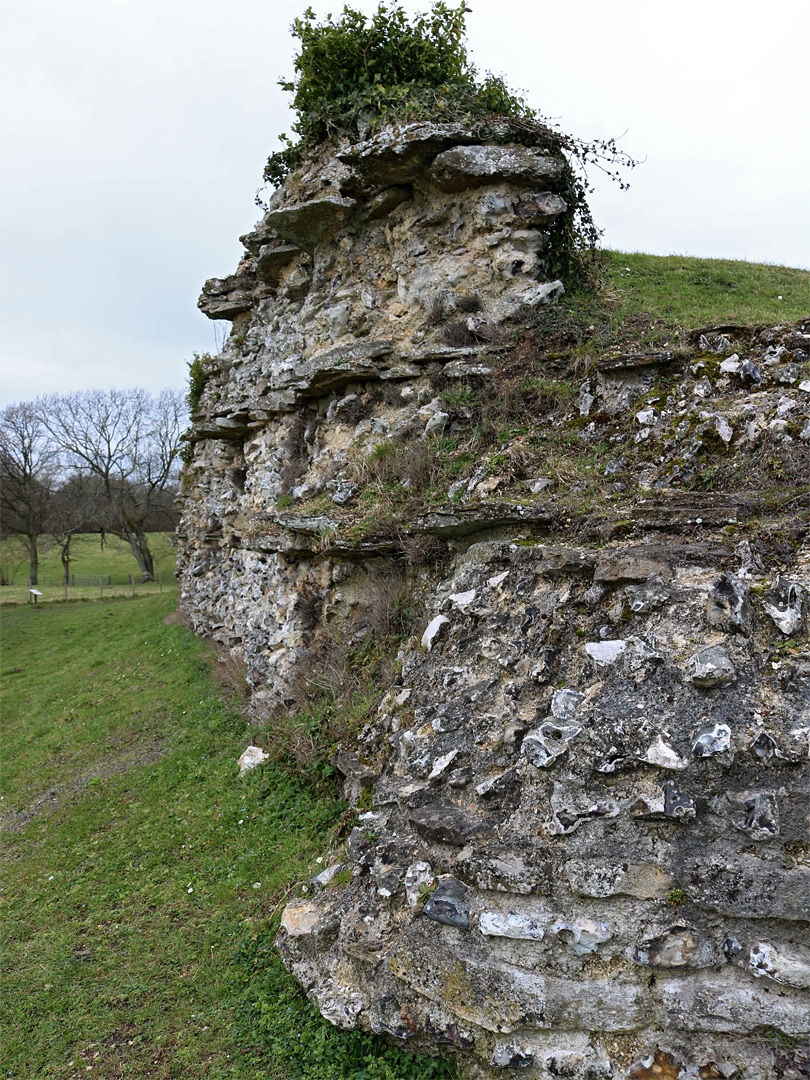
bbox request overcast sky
[2,0,808,408]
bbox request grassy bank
[0,594,452,1079]
[599,249,808,329]
[525,250,810,357]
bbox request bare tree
[39,388,186,581]
[0,401,56,587]
[48,472,101,587]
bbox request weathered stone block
[263,196,356,251]
[408,801,494,845]
[431,145,565,193]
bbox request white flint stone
[585,639,627,666]
[422,410,449,438]
[479,910,548,941]
[448,589,477,608]
[719,354,741,373]
[551,915,612,955]
[521,722,581,768]
[487,570,509,588]
[475,771,508,797]
[687,645,736,688]
[421,614,450,651]
[238,745,269,772]
[428,749,459,780]
[763,577,805,635]
[517,280,564,307]
[404,861,434,909]
[551,688,585,720]
[310,862,345,891]
[527,477,553,493]
[692,722,733,763]
[749,939,810,988]
[715,416,733,444]
[642,735,688,770]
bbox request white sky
[1,0,808,408]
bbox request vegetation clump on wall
[263,1,635,283]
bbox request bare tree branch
[38,389,186,581]
[0,401,57,587]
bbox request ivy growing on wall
[262,2,637,284]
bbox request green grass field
[0,593,453,1080]
[599,250,808,328]
[0,534,177,605]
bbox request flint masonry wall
[177,121,810,1079]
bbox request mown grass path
[1,595,452,1079]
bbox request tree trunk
[27,534,39,587]
[60,540,71,587]
[124,527,155,582]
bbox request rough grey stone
[180,123,810,1077]
[692,722,733,764]
[763,576,806,635]
[565,859,671,900]
[263,196,356,251]
[337,122,482,184]
[423,876,470,929]
[687,645,736,688]
[408,801,493,845]
[198,274,254,320]
[431,145,565,193]
[637,925,714,968]
[534,546,594,577]
[256,242,300,285]
[707,573,752,634]
[658,972,808,1035]
[479,910,548,941]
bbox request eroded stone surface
[179,120,810,1078]
[431,144,565,193]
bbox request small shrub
[442,319,481,347]
[262,2,637,284]
[186,352,211,413]
[455,291,482,314]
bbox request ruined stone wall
[177,122,810,1078]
